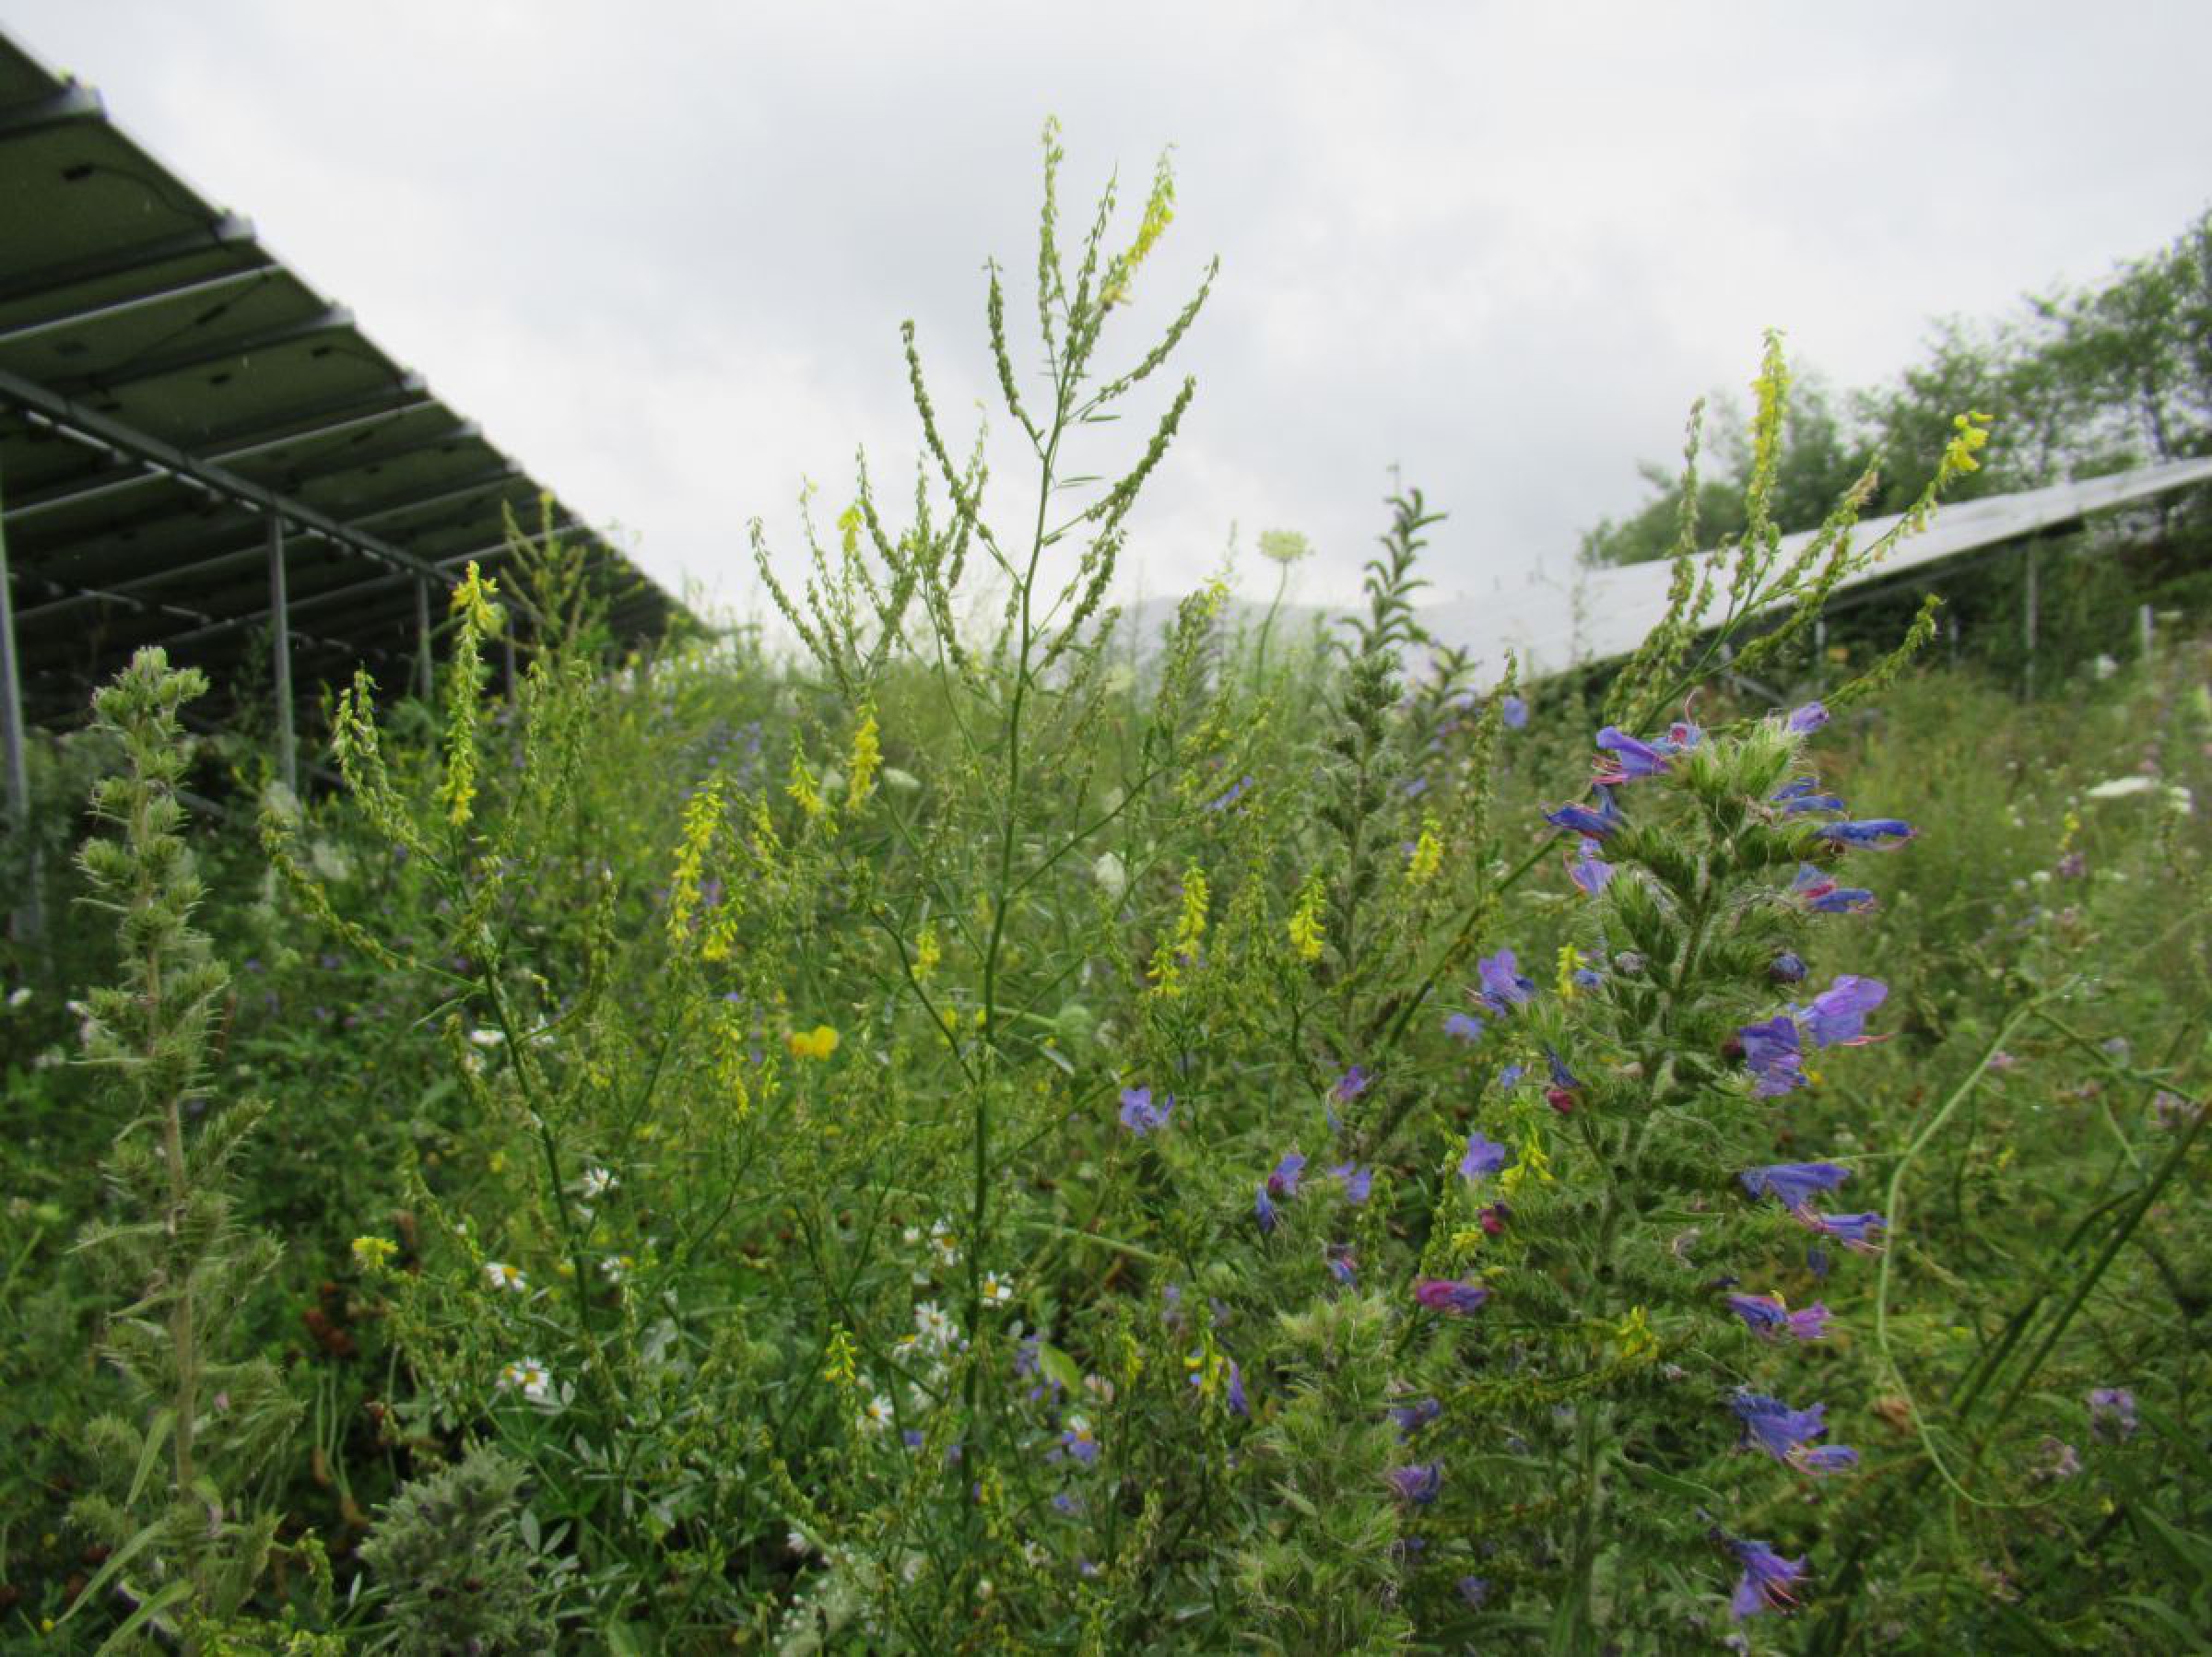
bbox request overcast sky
[12,2,2211,622]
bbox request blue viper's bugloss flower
[1253,1186,1278,1233]
[1799,974,1887,1047]
[2088,1387,2138,1441]
[1740,1162,1852,1212]
[1497,1063,1527,1089]
[1784,701,1830,734]
[1460,1131,1511,1182]
[1324,1244,1358,1287]
[1477,949,1536,1012]
[1738,1015,1807,1097]
[1457,1576,1491,1609]
[1500,694,1529,729]
[1266,1151,1307,1199]
[1204,774,1253,812]
[1118,1087,1172,1134]
[1793,864,1877,914]
[1817,817,1916,850]
[1726,1292,1832,1341]
[1333,1065,1371,1105]
[1546,786,1623,841]
[1594,725,1670,784]
[1443,1011,1485,1043]
[1331,1163,1374,1205]
[1732,1391,1857,1475]
[1805,1209,1887,1253]
[1772,776,1846,815]
[1728,1535,1807,1618]
[1770,951,1808,984]
[1415,1276,1490,1315]
[1227,1359,1249,1419]
[1388,1461,1443,1505]
[1568,836,1616,894]
[1391,1396,1443,1438]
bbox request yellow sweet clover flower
[1615,1306,1659,1364]
[1556,944,1589,1000]
[667,776,724,947]
[1288,872,1326,964]
[1147,864,1210,995]
[846,708,881,809]
[913,923,942,981]
[449,559,504,637]
[785,752,826,820]
[350,1235,397,1272]
[822,1327,858,1387]
[1100,150,1175,309]
[787,1025,840,1062]
[1407,817,1443,885]
[1941,410,1995,478]
[837,500,865,558]
[1498,1130,1554,1198]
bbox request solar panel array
[0,29,686,734]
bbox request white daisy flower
[579,1165,617,1201]
[498,1357,554,1404]
[484,1260,527,1294]
[981,1272,1015,1307]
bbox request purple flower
[1118,1087,1172,1134]
[1727,1535,1807,1619]
[1732,1391,1856,1475]
[1725,1292,1831,1341]
[1594,725,1670,785]
[1267,1150,1307,1199]
[1798,975,1887,1048]
[1738,1015,1806,1097]
[1740,1162,1852,1212]
[1793,864,1877,914]
[1330,1163,1373,1205]
[1477,949,1535,1012]
[1387,1461,1442,1505]
[1770,951,1808,984]
[1333,1065,1371,1105]
[1772,777,1845,815]
[1817,817,1916,850]
[1253,1185,1279,1233]
[1568,837,1616,893]
[1457,1575,1491,1608]
[1497,1063,1527,1089]
[1051,1489,1083,1515]
[1460,1131,1511,1183]
[1056,1417,1100,1466]
[2088,1387,2137,1441]
[1545,786,1623,841]
[1390,1396,1442,1438]
[1500,694,1529,730]
[1784,701,1830,734]
[1806,1245,1831,1280]
[1804,1210,1886,1253]
[1227,1359,1249,1419]
[1205,774,1253,812]
[1324,1244,1358,1287]
[1414,1275,1489,1315]
[1443,1011,1486,1044]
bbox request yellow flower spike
[846,709,881,809]
[449,559,504,636]
[785,753,826,820]
[1147,864,1210,996]
[1615,1306,1659,1364]
[1407,817,1443,885]
[1288,872,1327,964]
[350,1236,397,1272]
[913,923,941,981]
[823,1328,858,1387]
[1556,944,1588,1001]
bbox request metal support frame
[268,512,296,793]
[0,367,445,583]
[0,455,41,936]
[2022,539,2040,699]
[416,577,433,701]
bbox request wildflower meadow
[1,134,2208,1654]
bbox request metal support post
[268,512,297,794]
[0,458,41,937]
[2021,540,2040,699]
[415,576,433,701]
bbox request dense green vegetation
[1,138,2206,1653]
